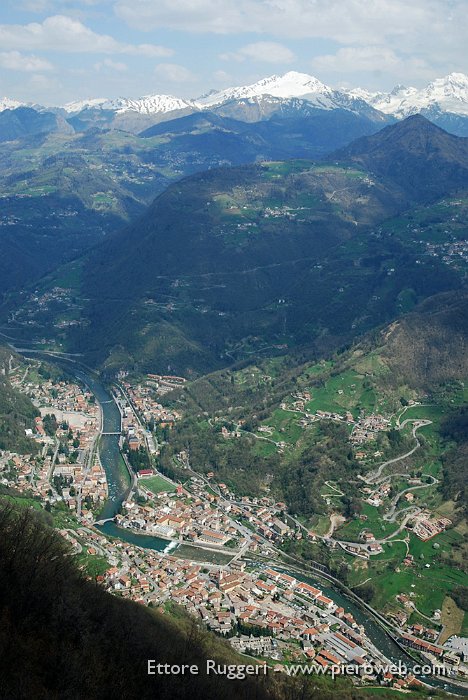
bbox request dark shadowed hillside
[381,290,468,388]
[140,109,390,159]
[58,117,466,374]
[439,405,468,513]
[331,115,468,202]
[0,107,73,143]
[0,106,388,299]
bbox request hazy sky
[0,0,467,104]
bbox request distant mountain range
[2,71,468,133]
[63,93,195,116]
[348,73,468,118]
[0,97,25,112]
[1,72,467,302]
[0,104,390,296]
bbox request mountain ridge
[330,114,468,201]
[3,70,468,120]
[348,72,468,118]
[59,115,466,373]
[64,93,197,115]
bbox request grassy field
[250,438,277,457]
[335,503,396,542]
[373,540,407,562]
[75,552,110,578]
[270,351,409,434]
[174,544,233,565]
[439,596,465,644]
[257,407,305,444]
[40,259,83,292]
[261,160,313,178]
[346,526,468,616]
[141,474,176,495]
[407,528,464,563]
[252,355,397,455]
[0,492,43,511]
[401,404,449,432]
[51,503,83,530]
[338,446,468,619]
[302,369,376,417]
[309,513,332,536]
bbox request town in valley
[1,354,467,691]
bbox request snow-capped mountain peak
[345,87,378,102]
[390,84,408,95]
[63,94,196,115]
[196,71,335,108]
[423,72,468,106]
[63,98,112,113]
[7,71,468,125]
[350,72,468,118]
[0,97,26,113]
[114,94,196,115]
[246,71,330,97]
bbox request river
[71,369,172,553]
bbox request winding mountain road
[364,419,432,484]
[383,475,438,522]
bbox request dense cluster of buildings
[410,513,452,541]
[121,379,181,429]
[0,450,37,492]
[189,477,294,545]
[281,392,355,428]
[93,534,382,672]
[7,361,106,515]
[339,540,383,558]
[426,239,468,268]
[117,486,239,545]
[280,392,390,451]
[12,370,99,425]
[350,415,390,445]
[146,373,186,395]
[55,455,108,514]
[363,481,391,507]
